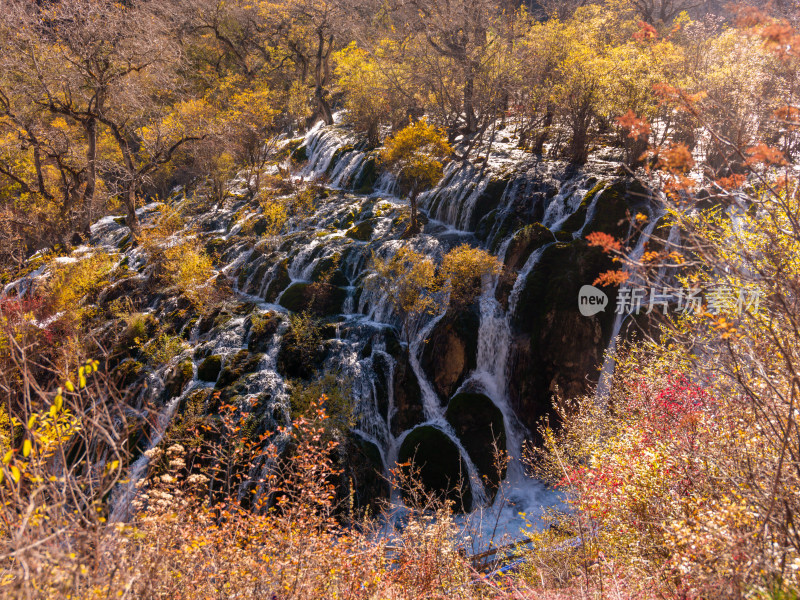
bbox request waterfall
[109,394,182,523]
[595,208,663,399]
[51,113,663,550]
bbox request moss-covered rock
[398,426,472,512]
[354,156,378,194]
[215,350,263,390]
[496,223,556,307]
[112,359,145,388]
[278,282,308,312]
[346,219,377,241]
[338,434,389,514]
[290,144,307,164]
[310,253,350,287]
[469,176,511,230]
[247,312,281,352]
[446,393,506,493]
[558,180,606,233]
[264,259,291,303]
[504,223,556,271]
[197,355,222,382]
[163,359,194,399]
[326,144,355,176]
[279,282,347,316]
[277,332,326,380]
[205,237,229,260]
[420,308,480,402]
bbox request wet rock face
[197,355,222,382]
[445,393,506,494]
[496,222,556,308]
[338,434,389,514]
[390,348,423,437]
[246,312,281,353]
[163,359,193,400]
[508,239,618,434]
[216,350,263,391]
[398,425,472,512]
[279,281,347,317]
[420,308,480,403]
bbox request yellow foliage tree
[380,119,452,235]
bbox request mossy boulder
[279,282,347,316]
[353,156,378,194]
[112,359,145,388]
[469,176,511,230]
[264,259,291,303]
[558,180,606,233]
[398,426,472,512]
[247,312,281,353]
[278,282,309,312]
[215,350,263,390]
[420,308,480,403]
[310,254,350,287]
[290,144,307,164]
[504,223,555,271]
[346,219,377,241]
[326,144,355,176]
[338,434,389,514]
[446,393,506,493]
[277,328,326,380]
[197,355,222,382]
[496,223,556,307]
[163,359,194,399]
[205,237,229,260]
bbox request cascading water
[8,113,658,552]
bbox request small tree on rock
[380,119,451,236]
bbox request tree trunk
[463,65,477,134]
[568,101,593,164]
[533,105,555,156]
[314,30,334,126]
[124,186,140,235]
[404,188,421,237]
[82,116,98,225]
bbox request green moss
[277,313,325,379]
[197,355,222,382]
[279,282,311,313]
[164,359,194,399]
[326,144,355,176]
[279,281,347,316]
[504,223,555,270]
[398,426,472,512]
[265,259,291,303]
[205,237,229,261]
[559,180,606,233]
[247,312,281,352]
[215,350,263,390]
[112,359,145,387]
[346,219,376,241]
[445,393,506,493]
[354,157,378,194]
[310,253,349,287]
